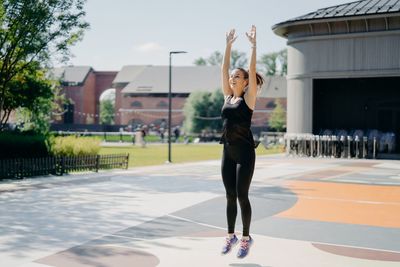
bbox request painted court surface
[0,155,399,267]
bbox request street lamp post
[168,51,187,163]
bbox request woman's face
[229,69,248,93]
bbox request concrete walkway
[1,155,400,267]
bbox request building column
[286,77,313,134]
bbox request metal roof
[120,66,221,94]
[274,0,400,26]
[112,65,148,85]
[49,65,286,98]
[119,65,286,97]
[258,76,287,98]
[50,66,92,84]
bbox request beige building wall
[286,31,400,133]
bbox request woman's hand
[245,25,256,46]
[226,29,237,46]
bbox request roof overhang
[273,12,400,38]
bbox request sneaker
[237,236,253,258]
[221,234,238,254]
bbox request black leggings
[221,143,255,236]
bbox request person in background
[174,126,180,143]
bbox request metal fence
[284,134,379,159]
[259,131,285,147]
[0,154,129,179]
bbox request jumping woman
[220,25,264,258]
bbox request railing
[55,131,135,143]
[259,131,285,147]
[284,134,379,159]
[0,154,129,179]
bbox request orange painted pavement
[277,181,400,228]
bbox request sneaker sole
[237,239,253,258]
[221,240,239,255]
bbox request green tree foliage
[0,131,50,158]
[277,48,287,75]
[0,0,89,130]
[193,57,207,66]
[259,52,278,76]
[183,89,224,133]
[10,63,56,133]
[230,50,247,69]
[193,50,247,69]
[194,49,287,76]
[100,99,115,125]
[268,99,286,132]
[207,51,223,66]
[258,48,287,76]
[208,89,224,129]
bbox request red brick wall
[60,71,286,129]
[61,71,117,125]
[118,95,287,129]
[253,97,287,127]
[63,85,84,124]
[120,95,187,127]
[94,71,118,124]
[114,86,124,125]
[82,72,96,124]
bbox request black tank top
[220,95,255,147]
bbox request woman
[220,25,264,258]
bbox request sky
[68,0,353,71]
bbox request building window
[157,101,168,108]
[266,100,276,109]
[131,101,143,108]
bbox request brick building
[52,66,117,125]
[113,65,286,131]
[54,65,286,132]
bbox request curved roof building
[273,0,400,151]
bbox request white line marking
[107,234,148,241]
[168,214,400,254]
[311,241,400,254]
[166,214,227,231]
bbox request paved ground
[1,154,400,267]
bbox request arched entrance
[99,88,116,125]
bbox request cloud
[133,42,166,53]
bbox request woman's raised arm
[221,29,236,97]
[244,25,258,110]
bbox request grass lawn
[99,143,284,168]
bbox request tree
[268,100,286,132]
[183,89,223,133]
[12,63,62,134]
[230,50,247,69]
[258,48,287,76]
[258,52,278,76]
[193,50,247,69]
[277,48,287,76]
[208,89,224,130]
[100,99,115,125]
[207,51,223,66]
[0,0,89,130]
[193,57,207,66]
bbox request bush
[0,131,50,159]
[50,136,101,156]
